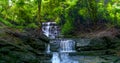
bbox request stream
[42,22,120,63]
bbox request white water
[60,53,79,63]
[60,40,76,53]
[46,44,51,53]
[42,22,59,39]
[52,52,60,63]
[42,22,51,38]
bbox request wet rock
[50,39,61,52]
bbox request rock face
[75,38,109,51]
[50,39,60,52]
[88,38,107,50]
[76,38,106,51]
[75,36,120,55]
[0,27,51,63]
[49,37,120,55]
[75,38,90,51]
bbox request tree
[37,0,42,27]
[86,0,98,25]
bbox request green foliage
[104,0,120,26]
[78,8,87,18]
[0,0,120,34]
[0,18,13,27]
[86,0,98,24]
[0,0,38,28]
[27,23,38,28]
[62,20,74,34]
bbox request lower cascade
[51,39,78,63]
[52,52,60,63]
[52,52,79,63]
[60,40,76,52]
[60,53,79,63]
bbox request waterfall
[42,22,59,39]
[42,22,78,63]
[52,52,60,63]
[42,22,60,53]
[60,40,76,52]
[42,22,50,37]
[46,44,50,53]
[59,53,79,63]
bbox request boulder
[50,39,60,52]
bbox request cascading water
[42,22,60,53]
[42,22,59,39]
[60,40,76,52]
[42,22,51,53]
[52,52,60,63]
[42,22,78,63]
[46,44,50,53]
[42,22,50,37]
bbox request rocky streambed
[0,25,120,63]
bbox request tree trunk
[86,0,98,25]
[38,0,42,28]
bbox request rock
[75,38,90,47]
[72,50,108,56]
[111,38,120,49]
[50,39,60,52]
[75,38,107,51]
[75,38,90,51]
[0,27,51,63]
[88,38,107,50]
[76,37,120,55]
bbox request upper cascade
[42,22,60,39]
